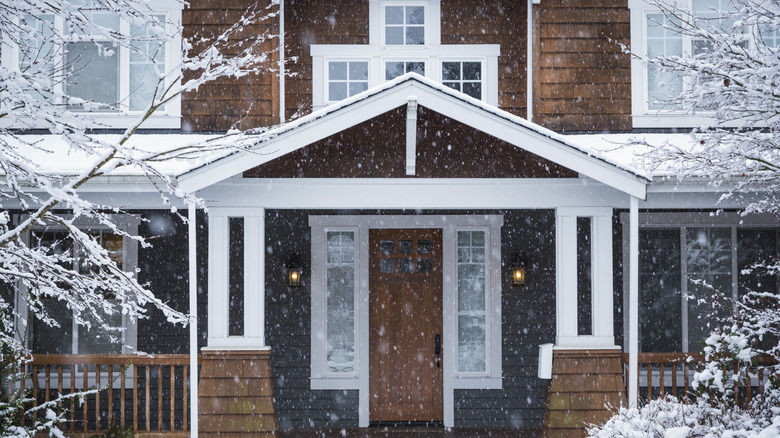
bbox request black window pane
[442,62,460,80]
[463,62,481,80]
[399,240,413,254]
[443,82,460,92]
[229,217,244,337]
[463,83,481,99]
[406,62,425,75]
[639,229,682,352]
[576,217,592,336]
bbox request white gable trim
[177,75,648,199]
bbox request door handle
[434,334,441,368]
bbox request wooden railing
[4,354,198,436]
[622,353,777,406]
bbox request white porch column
[187,203,198,438]
[206,207,267,349]
[555,207,616,347]
[628,196,639,406]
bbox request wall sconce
[287,268,302,287]
[287,255,303,287]
[510,253,527,287]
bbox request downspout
[279,0,285,124]
[527,0,540,122]
[188,202,198,438]
[628,196,639,407]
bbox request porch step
[542,349,626,438]
[279,427,542,437]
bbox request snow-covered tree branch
[639,0,780,215]
[0,1,282,432]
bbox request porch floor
[278,427,542,437]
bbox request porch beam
[628,196,639,406]
[406,97,418,175]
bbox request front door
[369,229,443,423]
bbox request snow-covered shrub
[589,394,780,438]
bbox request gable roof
[176,73,650,199]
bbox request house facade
[3,1,778,437]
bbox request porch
[5,352,776,436]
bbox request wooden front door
[369,229,443,423]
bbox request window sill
[632,113,743,129]
[452,376,502,390]
[310,376,361,390]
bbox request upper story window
[629,0,775,127]
[0,0,183,129]
[311,0,499,108]
[328,61,370,101]
[442,61,482,100]
[383,3,426,46]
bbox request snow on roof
[1,133,224,176]
[179,73,653,181]
[2,75,704,183]
[566,133,699,179]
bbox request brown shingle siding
[182,0,279,132]
[535,0,632,131]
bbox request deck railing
[4,354,197,436]
[622,353,777,406]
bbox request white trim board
[177,75,648,199]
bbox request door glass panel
[326,231,356,373]
[399,240,413,254]
[399,258,414,273]
[380,258,394,273]
[380,240,394,255]
[457,230,486,372]
[418,240,433,254]
[418,258,432,273]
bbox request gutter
[279,0,286,124]
[527,0,540,122]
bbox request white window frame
[380,1,431,48]
[311,0,500,108]
[629,0,758,128]
[620,211,780,353]
[324,59,372,104]
[0,0,183,129]
[14,214,141,356]
[309,214,502,428]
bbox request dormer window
[383,4,426,46]
[311,0,499,108]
